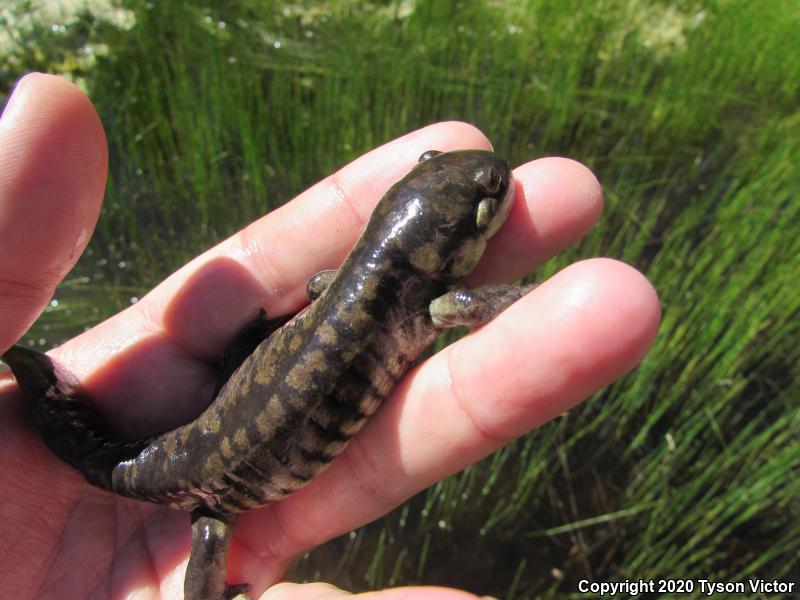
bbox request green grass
[2,0,798,597]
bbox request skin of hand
[0,74,661,600]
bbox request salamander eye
[418,150,443,162]
[474,166,502,195]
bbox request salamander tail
[2,344,151,490]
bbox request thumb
[0,73,107,351]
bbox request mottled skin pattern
[3,150,533,599]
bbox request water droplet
[273,40,282,49]
[130,296,139,304]
[50,299,59,307]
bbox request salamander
[2,149,535,599]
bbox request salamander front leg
[185,510,249,600]
[429,282,538,328]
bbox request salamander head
[375,149,515,283]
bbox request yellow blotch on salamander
[288,333,303,353]
[253,360,277,385]
[204,453,225,474]
[220,436,234,459]
[286,349,327,391]
[340,416,369,436]
[233,428,250,450]
[255,410,275,436]
[303,349,327,372]
[163,432,178,455]
[317,322,338,345]
[409,243,441,274]
[270,470,308,492]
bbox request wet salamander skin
[3,149,530,598]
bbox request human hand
[0,74,660,599]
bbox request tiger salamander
[3,149,535,599]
